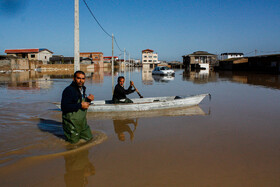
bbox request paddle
[131,83,143,98]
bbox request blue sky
[0,0,280,61]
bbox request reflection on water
[113,119,138,142]
[152,74,174,82]
[217,71,280,89]
[182,69,280,89]
[1,68,280,90]
[64,149,95,187]
[88,106,208,120]
[182,69,218,84]
[0,67,280,186]
[0,71,53,90]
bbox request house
[217,54,280,73]
[221,53,244,60]
[141,49,159,69]
[49,56,92,65]
[103,56,119,63]
[5,48,53,64]
[80,52,104,67]
[182,51,217,70]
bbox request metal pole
[124,48,126,86]
[129,52,131,81]
[124,48,126,67]
[74,0,80,72]
[112,34,114,94]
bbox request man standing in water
[61,71,94,144]
[112,76,137,103]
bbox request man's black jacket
[112,84,135,101]
[61,81,90,114]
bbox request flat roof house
[5,48,53,64]
[80,52,104,67]
[141,49,159,69]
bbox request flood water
[0,68,280,186]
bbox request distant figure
[112,76,137,103]
[61,71,94,144]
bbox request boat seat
[105,100,113,104]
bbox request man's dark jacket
[61,81,89,114]
[112,84,135,101]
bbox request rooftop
[5,48,53,54]
[183,51,216,57]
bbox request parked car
[152,66,175,76]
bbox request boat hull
[56,94,209,113]
[89,94,208,112]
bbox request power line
[114,37,124,52]
[82,0,124,53]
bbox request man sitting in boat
[112,76,137,103]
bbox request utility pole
[74,0,80,72]
[255,49,258,56]
[112,34,114,94]
[124,48,126,66]
[129,53,130,66]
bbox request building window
[144,60,147,62]
[154,56,157,58]
[153,60,157,62]
[45,56,47,59]
[144,56,147,58]
[148,60,152,62]
[149,56,152,58]
[150,64,153,68]
[31,54,35,58]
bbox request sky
[0,0,280,61]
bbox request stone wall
[0,58,42,71]
[38,64,90,72]
[0,59,11,71]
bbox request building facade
[5,48,53,64]
[141,49,159,69]
[103,56,119,63]
[80,52,104,67]
[182,51,217,70]
[221,53,244,60]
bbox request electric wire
[82,0,124,53]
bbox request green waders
[62,98,93,144]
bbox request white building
[141,49,159,69]
[221,53,244,60]
[5,48,53,64]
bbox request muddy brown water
[0,69,280,186]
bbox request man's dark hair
[74,71,85,78]
[118,76,125,82]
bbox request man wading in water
[61,71,94,144]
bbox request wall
[39,64,92,72]
[38,51,53,64]
[0,59,11,71]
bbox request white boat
[56,94,209,113]
[152,66,175,76]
